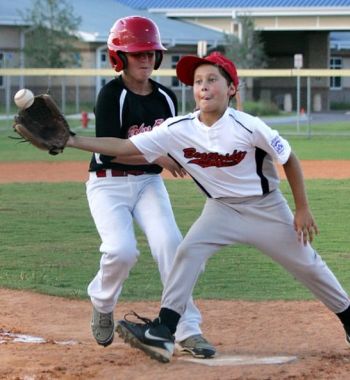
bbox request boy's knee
[176,241,198,261]
[102,245,139,267]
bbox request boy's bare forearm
[283,152,309,210]
[66,135,141,156]
[283,151,318,244]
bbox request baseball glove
[13,94,73,155]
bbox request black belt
[95,169,149,177]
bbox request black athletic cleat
[116,312,175,363]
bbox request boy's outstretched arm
[283,151,319,245]
[66,135,140,156]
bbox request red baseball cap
[176,51,239,87]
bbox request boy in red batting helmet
[87,16,215,359]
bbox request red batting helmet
[107,16,166,72]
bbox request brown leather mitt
[13,94,73,155]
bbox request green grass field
[0,180,349,301]
[0,122,349,302]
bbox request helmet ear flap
[117,51,128,70]
[154,51,163,70]
[108,50,127,72]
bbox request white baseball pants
[86,173,202,341]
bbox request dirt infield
[1,160,350,379]
[1,159,350,183]
[1,290,350,380]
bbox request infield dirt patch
[1,290,350,380]
[1,159,350,183]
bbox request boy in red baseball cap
[177,51,242,110]
[176,51,239,87]
[67,51,350,363]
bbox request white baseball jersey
[130,107,291,198]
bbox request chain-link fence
[1,68,350,136]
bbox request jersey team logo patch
[270,136,285,155]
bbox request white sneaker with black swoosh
[116,312,174,363]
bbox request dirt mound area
[1,289,349,380]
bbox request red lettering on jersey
[153,118,164,128]
[128,119,165,137]
[183,147,247,168]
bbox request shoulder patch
[270,136,285,154]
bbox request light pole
[19,25,35,89]
[294,54,303,133]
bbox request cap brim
[176,56,210,86]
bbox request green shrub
[330,102,350,111]
[242,101,280,116]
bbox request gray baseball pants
[161,189,349,315]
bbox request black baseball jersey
[89,75,178,172]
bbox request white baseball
[14,89,35,109]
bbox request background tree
[224,16,267,69]
[211,16,268,108]
[20,0,81,68]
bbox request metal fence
[1,68,350,136]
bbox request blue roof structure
[117,0,350,8]
[2,0,349,48]
[0,0,225,45]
